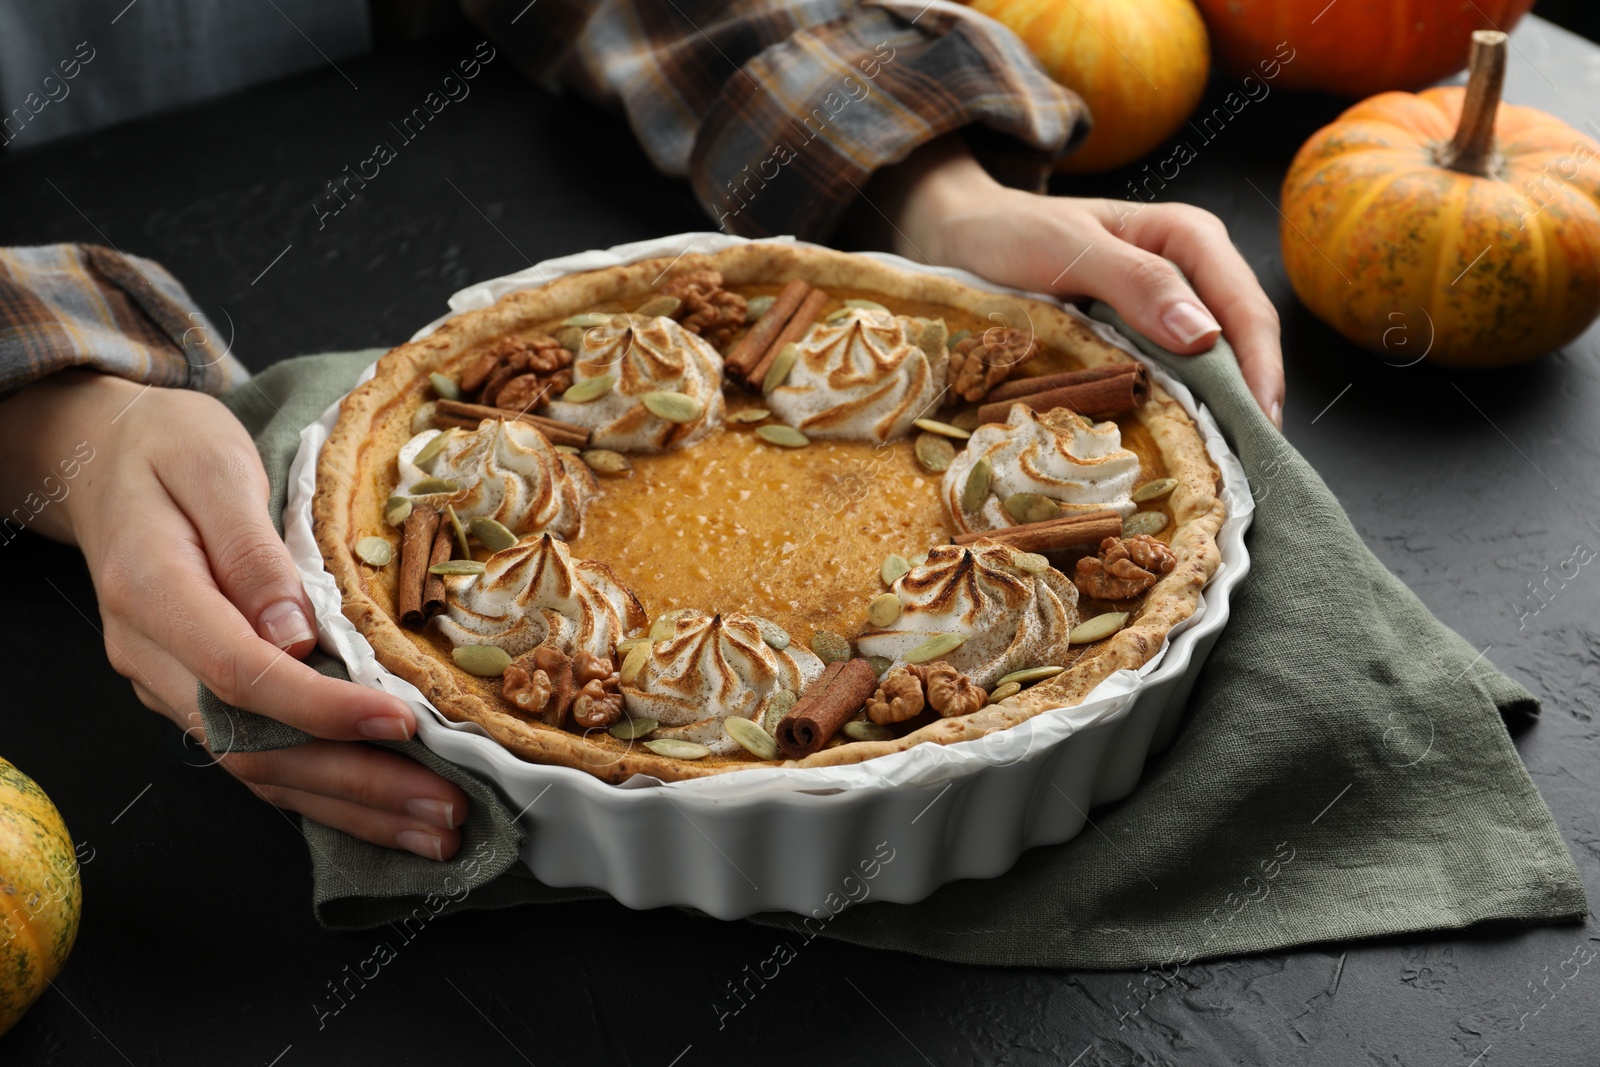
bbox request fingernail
[1161,301,1220,346]
[259,600,314,650]
[357,715,412,741]
[397,829,443,861]
[405,798,457,829]
[1269,400,1283,428]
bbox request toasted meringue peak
[855,541,1079,687]
[623,610,825,755]
[943,405,1141,534]
[397,420,596,537]
[767,307,947,443]
[435,534,647,659]
[544,314,724,453]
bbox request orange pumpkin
[969,0,1211,173]
[0,757,81,1036]
[1193,0,1534,97]
[1280,31,1600,367]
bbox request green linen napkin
[200,327,1586,967]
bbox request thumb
[1065,242,1221,355]
[184,457,319,657]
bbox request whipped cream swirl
[854,542,1079,687]
[943,405,1141,533]
[397,420,595,538]
[435,533,647,659]
[767,308,947,443]
[623,610,824,755]
[544,314,724,453]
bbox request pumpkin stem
[1439,30,1507,178]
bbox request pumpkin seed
[908,554,928,567]
[903,632,966,664]
[562,373,616,403]
[428,372,461,401]
[1132,477,1178,502]
[609,716,658,740]
[446,504,470,559]
[761,342,798,394]
[616,636,651,657]
[354,536,393,566]
[729,407,771,424]
[554,325,586,352]
[555,444,582,455]
[914,433,956,473]
[843,721,895,742]
[724,716,780,760]
[951,409,982,432]
[649,608,692,641]
[867,593,903,628]
[844,298,889,313]
[756,424,809,448]
[1014,551,1050,575]
[763,689,798,732]
[912,417,971,440]
[620,640,654,684]
[468,516,518,553]
[452,644,511,676]
[1005,492,1062,525]
[643,738,711,760]
[1123,511,1169,537]
[947,328,972,347]
[996,665,1065,687]
[810,630,852,664]
[412,427,458,470]
[428,560,486,576]
[1069,612,1129,644]
[410,401,437,434]
[987,681,1022,704]
[641,390,703,423]
[823,307,852,323]
[880,554,910,586]
[581,449,631,475]
[410,477,462,495]
[565,312,612,328]
[383,496,413,527]
[745,295,776,321]
[866,655,893,677]
[752,617,790,650]
[635,294,682,318]
[961,457,993,512]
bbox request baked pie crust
[314,244,1224,783]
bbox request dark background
[0,8,1596,1067]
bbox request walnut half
[866,662,984,724]
[948,327,1036,402]
[661,269,747,349]
[1074,535,1177,601]
[501,645,622,729]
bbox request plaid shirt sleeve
[0,244,248,397]
[463,0,1089,240]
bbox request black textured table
[2,17,1596,1067]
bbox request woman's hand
[865,137,1286,427]
[0,372,469,859]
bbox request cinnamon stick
[977,366,1149,425]
[745,287,829,388]
[723,278,810,380]
[420,520,456,620]
[432,399,590,448]
[985,362,1146,403]
[952,509,1124,554]
[776,658,879,759]
[398,506,442,626]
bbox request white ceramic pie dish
[284,234,1253,920]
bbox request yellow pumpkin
[970,0,1211,174]
[0,757,81,1036]
[1280,31,1600,367]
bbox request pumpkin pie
[313,244,1225,783]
